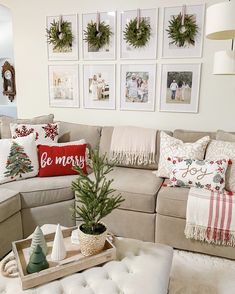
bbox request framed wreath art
[123,9,151,48]
[162,4,204,58]
[84,12,112,51]
[46,14,78,60]
[46,16,73,52]
[166,5,199,48]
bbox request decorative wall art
[48,65,79,108]
[82,11,116,60]
[159,63,201,113]
[120,64,156,111]
[162,4,205,58]
[121,9,158,59]
[46,14,78,60]
[83,64,115,109]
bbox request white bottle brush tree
[71,149,124,235]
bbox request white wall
[0,4,16,116]
[2,0,235,131]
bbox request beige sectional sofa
[0,117,234,260]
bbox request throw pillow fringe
[185,224,235,247]
[110,151,156,166]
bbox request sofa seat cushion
[156,185,189,219]
[0,189,21,222]
[89,167,163,213]
[0,175,78,209]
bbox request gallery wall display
[83,64,115,109]
[162,4,205,58]
[48,65,79,108]
[46,14,78,61]
[46,6,204,113]
[120,64,156,111]
[120,9,158,59]
[159,63,201,113]
[82,11,116,60]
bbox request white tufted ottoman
[0,224,173,294]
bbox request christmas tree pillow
[10,123,60,145]
[38,143,87,177]
[0,134,39,184]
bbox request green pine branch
[71,148,124,235]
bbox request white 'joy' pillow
[157,131,210,178]
[0,134,39,184]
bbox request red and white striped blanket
[185,187,235,246]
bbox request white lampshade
[206,1,235,40]
[213,50,235,75]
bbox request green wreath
[123,17,151,48]
[166,13,199,47]
[84,21,112,50]
[46,19,73,51]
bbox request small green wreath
[123,17,151,48]
[166,13,199,47]
[84,21,112,50]
[46,19,73,51]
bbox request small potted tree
[71,149,124,256]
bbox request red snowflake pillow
[10,123,59,145]
[37,143,87,177]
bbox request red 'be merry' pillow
[38,144,87,177]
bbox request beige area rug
[169,250,235,294]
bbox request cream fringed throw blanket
[110,126,156,166]
[185,187,235,247]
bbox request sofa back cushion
[216,130,235,142]
[0,114,54,139]
[99,126,172,169]
[173,129,216,142]
[58,121,101,150]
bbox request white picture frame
[159,63,201,113]
[83,64,116,109]
[121,9,158,59]
[82,11,116,60]
[162,4,205,58]
[120,64,156,111]
[47,14,78,61]
[48,65,79,108]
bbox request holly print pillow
[168,158,229,192]
[10,122,59,145]
[0,134,39,184]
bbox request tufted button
[82,281,87,287]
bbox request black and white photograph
[160,64,201,113]
[162,5,204,58]
[121,64,156,111]
[83,65,115,109]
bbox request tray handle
[1,256,19,278]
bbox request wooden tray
[12,227,116,290]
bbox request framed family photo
[162,5,205,58]
[82,11,116,60]
[120,64,156,111]
[159,63,201,113]
[83,64,115,109]
[47,14,78,60]
[120,9,158,59]
[48,65,79,108]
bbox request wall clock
[1,61,16,102]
